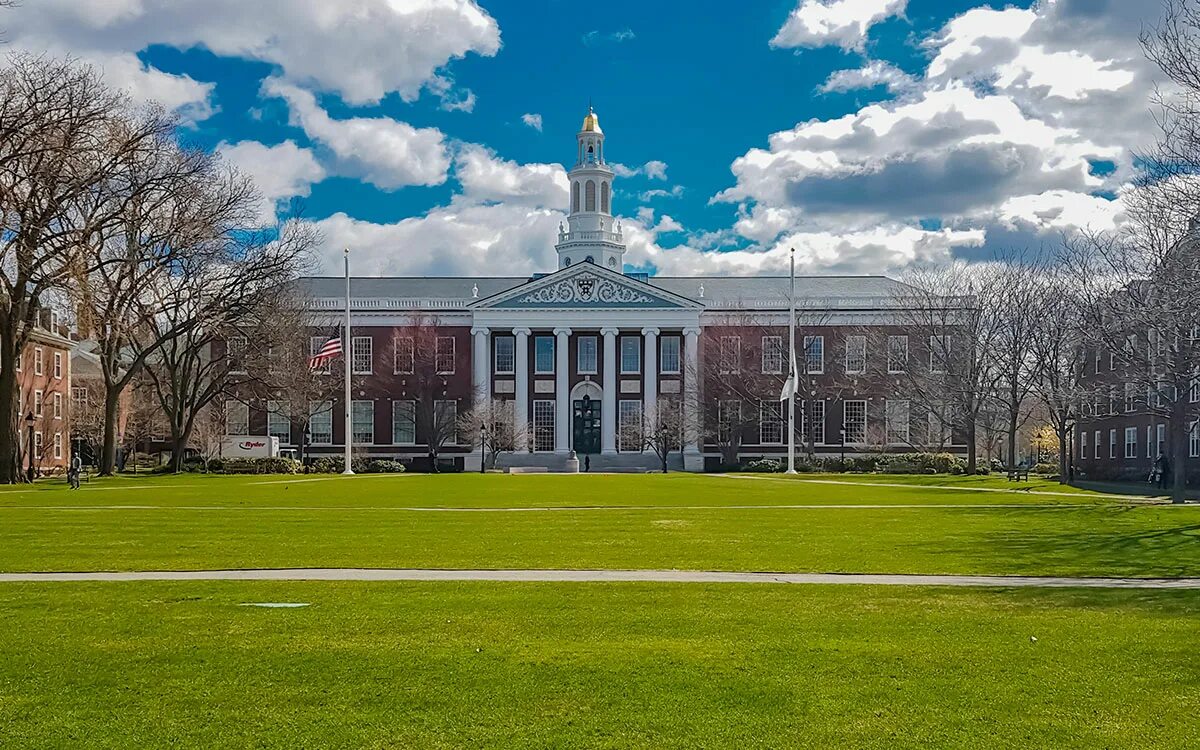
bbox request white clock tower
[555,106,626,271]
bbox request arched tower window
[600,181,610,214]
[572,182,580,213]
[585,180,596,212]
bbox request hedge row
[739,452,974,475]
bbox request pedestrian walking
[67,454,82,490]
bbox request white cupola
[555,105,626,271]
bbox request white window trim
[761,336,783,375]
[393,337,415,375]
[619,336,641,375]
[887,336,909,374]
[1124,427,1138,459]
[844,335,866,375]
[804,335,824,375]
[53,352,63,380]
[52,392,62,420]
[534,336,555,375]
[577,335,598,375]
[719,336,741,375]
[351,400,375,445]
[532,399,556,452]
[308,401,333,445]
[34,347,43,376]
[351,336,373,376]
[494,336,516,375]
[392,400,417,446]
[844,400,867,444]
[659,335,681,375]
[436,336,456,375]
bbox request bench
[1006,467,1030,482]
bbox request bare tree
[458,396,527,471]
[1028,268,1089,483]
[0,55,176,482]
[391,318,468,471]
[620,398,687,473]
[991,259,1041,468]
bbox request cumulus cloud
[818,60,915,94]
[453,144,568,207]
[4,0,500,108]
[215,140,326,224]
[771,0,907,51]
[638,186,685,201]
[263,78,450,191]
[521,113,544,131]
[611,160,669,180]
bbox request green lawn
[1,473,1197,748]
[0,473,1194,577]
[1,582,1196,749]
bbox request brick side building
[14,326,73,475]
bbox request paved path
[0,502,1100,512]
[1,568,1196,589]
[721,474,1163,501]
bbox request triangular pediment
[472,263,701,310]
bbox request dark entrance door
[573,395,600,455]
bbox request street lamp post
[24,411,35,483]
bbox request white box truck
[220,435,280,459]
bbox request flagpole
[342,247,355,475]
[786,247,797,474]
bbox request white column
[601,327,618,454]
[642,327,659,419]
[471,327,490,404]
[513,327,530,452]
[554,327,571,453]
[683,327,702,470]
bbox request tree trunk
[1171,409,1188,505]
[100,388,122,476]
[1056,423,1070,485]
[1006,411,1019,470]
[0,344,19,484]
[965,420,978,473]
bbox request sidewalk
[1073,479,1199,501]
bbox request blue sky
[4,0,1162,276]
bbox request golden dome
[581,107,602,133]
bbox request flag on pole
[308,337,342,369]
[779,345,798,401]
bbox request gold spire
[581,105,602,133]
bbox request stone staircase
[496,451,680,473]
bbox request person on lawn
[67,454,82,490]
[1153,453,1171,491]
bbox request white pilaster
[554,327,571,453]
[471,327,490,404]
[683,327,702,471]
[513,327,530,452]
[601,327,618,455]
[642,327,659,419]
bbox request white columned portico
[682,327,702,471]
[554,327,571,453]
[642,327,659,418]
[471,327,490,404]
[513,327,530,452]
[600,327,618,455]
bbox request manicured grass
[0,474,1194,577]
[0,582,1196,749]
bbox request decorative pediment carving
[515,272,652,306]
[472,264,701,310]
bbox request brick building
[15,323,73,475]
[235,108,968,471]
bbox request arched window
[572,182,580,213]
[585,180,596,212]
[600,181,610,213]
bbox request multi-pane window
[494,337,515,375]
[53,432,62,460]
[33,390,43,417]
[227,337,247,374]
[619,400,642,451]
[929,335,950,374]
[1109,385,1120,415]
[887,336,909,374]
[1108,428,1117,459]
[577,335,598,374]
[435,336,455,374]
[533,400,556,451]
[34,347,43,376]
[885,400,910,445]
[394,337,414,374]
[844,400,867,444]
[352,336,373,375]
[1124,382,1137,413]
[660,336,681,374]
[845,335,866,374]
[53,392,62,420]
[71,386,87,410]
[1147,425,1154,459]
[352,400,375,444]
[717,400,741,444]
[761,336,783,374]
[436,401,458,445]
[804,336,824,374]
[1094,349,1102,374]
[33,431,42,457]
[1080,430,1088,460]
[310,336,332,374]
[719,336,741,374]
[534,336,554,374]
[759,400,784,445]
[1156,424,1165,456]
[1124,427,1138,459]
[225,400,249,435]
[1190,422,1199,458]
[308,402,333,445]
[620,336,640,374]
[392,401,416,444]
[53,352,62,379]
[1094,430,1101,459]
[267,400,291,444]
[803,399,825,444]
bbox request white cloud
[521,113,543,132]
[818,60,914,94]
[771,0,907,51]
[582,29,636,46]
[611,160,669,180]
[5,0,500,108]
[638,186,685,201]
[453,144,568,207]
[216,140,326,224]
[264,78,450,191]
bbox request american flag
[309,337,342,369]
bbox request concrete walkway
[1,568,1197,589]
[0,502,1095,512]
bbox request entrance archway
[570,381,603,455]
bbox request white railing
[309,297,471,311]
